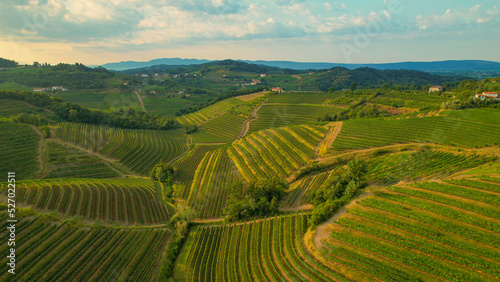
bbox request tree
[150,162,174,182]
[350,81,357,91]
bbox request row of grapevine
[172,144,222,199]
[100,128,187,175]
[55,123,112,152]
[0,178,174,225]
[227,125,326,182]
[332,116,500,151]
[0,98,51,118]
[56,123,187,175]
[43,141,119,179]
[320,179,500,281]
[174,213,348,281]
[0,121,39,180]
[191,113,246,143]
[176,98,245,126]
[249,104,342,133]
[0,214,170,281]
[186,146,240,219]
[286,170,332,207]
[367,150,496,183]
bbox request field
[176,98,245,126]
[174,213,348,281]
[285,170,333,207]
[53,90,141,111]
[43,141,120,179]
[228,125,327,182]
[0,99,51,118]
[0,82,32,91]
[186,146,240,219]
[0,122,40,180]
[443,108,500,126]
[142,94,214,118]
[265,92,340,104]
[332,116,500,152]
[0,212,170,281]
[320,178,500,281]
[191,113,246,143]
[1,178,174,224]
[56,123,187,175]
[249,104,342,133]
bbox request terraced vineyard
[173,144,222,199]
[174,213,348,281]
[265,92,338,104]
[285,170,333,207]
[186,146,240,219]
[227,125,327,182]
[1,178,174,224]
[0,121,40,180]
[56,123,187,175]
[176,98,245,126]
[43,141,120,179]
[0,213,170,281]
[0,98,51,117]
[191,113,246,143]
[249,104,342,133]
[332,116,500,152]
[320,178,500,281]
[367,150,497,183]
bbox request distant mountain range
[101,58,500,72]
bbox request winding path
[313,190,374,249]
[135,91,146,112]
[236,98,268,139]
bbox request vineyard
[332,116,500,152]
[56,123,187,175]
[367,150,497,183]
[320,178,500,281]
[249,104,342,133]
[172,144,222,199]
[0,213,170,281]
[43,141,120,179]
[191,113,246,143]
[0,178,174,224]
[227,125,327,182]
[0,121,39,180]
[285,170,333,208]
[0,98,50,118]
[174,213,348,281]
[265,92,339,104]
[176,98,245,126]
[186,146,240,219]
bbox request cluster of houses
[33,86,69,92]
[475,92,500,100]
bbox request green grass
[266,92,341,104]
[0,82,32,91]
[53,90,141,110]
[0,212,170,281]
[43,141,120,179]
[0,178,174,224]
[0,121,39,180]
[142,94,213,118]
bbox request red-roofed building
[475,92,500,100]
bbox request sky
[1,0,499,65]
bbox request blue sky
[1,0,499,65]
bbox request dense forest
[0,63,115,89]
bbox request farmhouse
[429,86,443,93]
[251,79,262,85]
[271,87,283,93]
[475,92,500,100]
